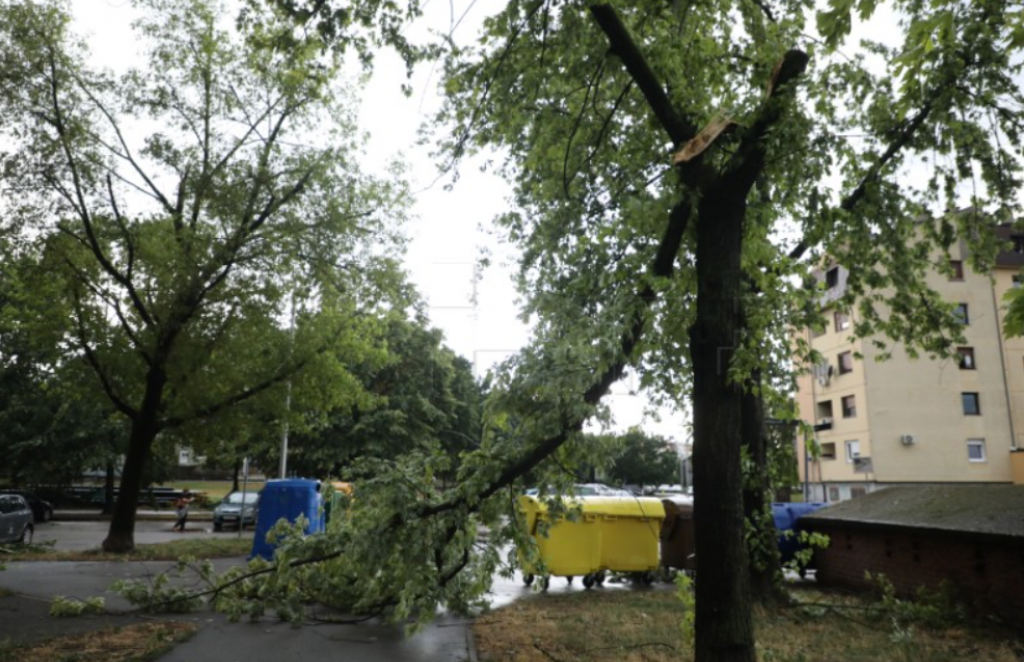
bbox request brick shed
[800,484,1024,628]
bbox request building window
[949,260,964,281]
[850,486,867,498]
[838,351,854,374]
[953,303,969,325]
[845,440,860,463]
[825,266,840,289]
[816,400,834,423]
[841,395,857,418]
[962,392,981,416]
[834,311,850,331]
[828,486,841,501]
[810,321,827,338]
[957,347,975,370]
[1013,275,1022,288]
[820,442,837,460]
[967,439,986,462]
[1014,235,1024,254]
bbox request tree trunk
[690,190,756,662]
[741,376,786,604]
[102,366,166,553]
[102,460,116,515]
[232,459,240,493]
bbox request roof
[800,484,1024,540]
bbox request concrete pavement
[1,519,522,661]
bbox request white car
[0,494,33,544]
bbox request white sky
[69,0,690,445]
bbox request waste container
[772,502,828,574]
[659,495,695,572]
[517,495,602,590]
[250,478,324,560]
[323,481,353,530]
[592,496,665,584]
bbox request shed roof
[800,484,1024,540]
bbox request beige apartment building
[796,225,1024,503]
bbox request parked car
[0,494,34,544]
[0,490,53,523]
[213,491,259,531]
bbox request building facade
[796,226,1024,503]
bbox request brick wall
[809,522,1024,628]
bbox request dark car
[0,490,53,523]
[0,494,34,544]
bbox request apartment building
[795,225,1024,503]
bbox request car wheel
[213,522,222,532]
[19,524,33,545]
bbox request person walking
[172,489,193,532]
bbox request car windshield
[224,492,258,504]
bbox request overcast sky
[70,0,690,445]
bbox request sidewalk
[1,557,478,662]
[2,519,485,661]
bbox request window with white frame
[967,439,986,462]
[845,440,860,463]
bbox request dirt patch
[0,621,198,662]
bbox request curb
[54,511,213,522]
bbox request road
[2,517,651,661]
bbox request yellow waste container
[590,497,665,583]
[517,495,602,589]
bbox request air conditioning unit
[900,434,917,446]
[814,361,833,386]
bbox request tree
[600,429,679,490]
[0,0,409,551]
[429,2,1023,660]
[0,248,125,489]
[282,314,486,478]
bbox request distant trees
[596,429,679,490]
[279,315,486,479]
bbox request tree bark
[102,366,166,553]
[690,187,755,662]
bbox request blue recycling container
[772,502,828,566]
[250,478,324,560]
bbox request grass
[472,585,1024,662]
[0,537,252,562]
[0,621,198,662]
[162,480,264,504]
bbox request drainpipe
[991,279,1018,450]
[807,325,818,501]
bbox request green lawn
[473,585,1023,662]
[161,480,265,505]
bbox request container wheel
[798,567,807,579]
[541,576,550,591]
[566,576,574,586]
[582,574,596,589]
[523,574,534,587]
[596,571,606,587]
[642,571,655,585]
